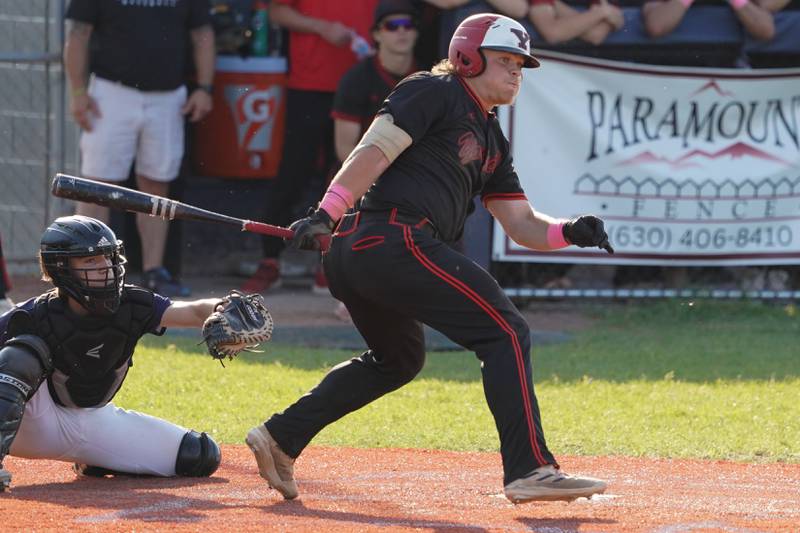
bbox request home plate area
[2,447,799,532]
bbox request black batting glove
[287,208,336,251]
[563,215,614,254]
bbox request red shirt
[275,0,378,92]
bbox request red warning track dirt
[2,447,798,532]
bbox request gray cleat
[504,465,607,503]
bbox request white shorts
[10,384,187,476]
[80,76,187,182]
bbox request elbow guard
[355,113,412,164]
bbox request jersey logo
[86,343,104,359]
[482,152,501,174]
[458,132,484,166]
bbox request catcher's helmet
[448,13,539,78]
[40,215,127,315]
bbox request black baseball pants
[265,209,557,484]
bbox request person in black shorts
[246,13,613,504]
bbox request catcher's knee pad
[175,430,221,477]
[0,335,51,458]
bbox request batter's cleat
[504,465,607,503]
[0,468,11,491]
[246,424,298,499]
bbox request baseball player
[246,13,613,504]
[0,216,223,490]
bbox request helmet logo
[97,236,111,246]
[510,28,529,51]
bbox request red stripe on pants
[401,226,547,466]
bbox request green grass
[114,300,800,463]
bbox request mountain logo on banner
[689,79,735,98]
[617,142,791,170]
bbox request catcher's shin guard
[175,430,221,477]
[0,335,51,488]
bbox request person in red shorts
[242,0,379,294]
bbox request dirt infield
[2,447,798,532]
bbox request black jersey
[359,72,526,243]
[65,0,211,91]
[0,286,170,408]
[331,56,415,132]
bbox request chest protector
[31,286,160,408]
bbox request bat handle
[243,220,295,240]
[242,221,330,252]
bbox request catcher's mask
[448,13,539,78]
[40,215,127,316]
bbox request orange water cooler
[193,56,287,178]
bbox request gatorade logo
[224,84,283,157]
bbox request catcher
[0,215,272,490]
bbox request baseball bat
[50,174,317,245]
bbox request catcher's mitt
[202,290,273,362]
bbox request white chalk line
[72,483,782,532]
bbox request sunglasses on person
[380,17,416,31]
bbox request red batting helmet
[448,13,540,78]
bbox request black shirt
[360,72,526,243]
[332,56,415,133]
[65,0,211,92]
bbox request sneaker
[241,258,281,293]
[144,267,191,298]
[503,465,607,503]
[0,468,11,491]
[311,267,329,295]
[245,424,298,499]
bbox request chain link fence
[0,0,77,274]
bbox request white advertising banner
[494,51,800,266]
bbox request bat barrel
[51,173,293,241]
[51,173,243,227]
